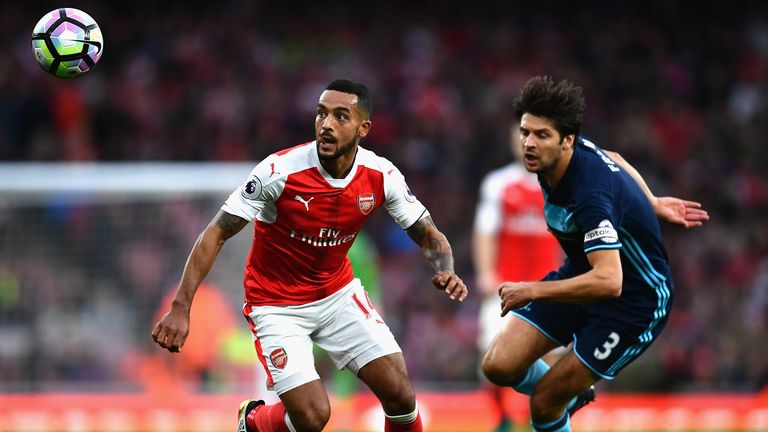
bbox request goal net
[0,162,259,392]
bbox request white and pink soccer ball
[31,8,104,79]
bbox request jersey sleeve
[541,257,574,281]
[221,156,280,221]
[573,188,623,254]
[382,163,429,229]
[473,173,502,234]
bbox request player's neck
[320,147,358,179]
[542,147,574,187]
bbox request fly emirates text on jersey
[289,227,358,247]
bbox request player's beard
[318,134,359,161]
[525,140,565,175]
[533,153,560,174]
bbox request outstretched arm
[406,215,468,302]
[151,210,248,352]
[605,150,709,228]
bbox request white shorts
[478,294,505,352]
[244,278,401,395]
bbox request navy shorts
[512,283,673,379]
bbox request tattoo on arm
[214,210,248,240]
[406,216,454,273]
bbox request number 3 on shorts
[593,331,620,360]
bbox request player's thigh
[314,280,401,372]
[246,305,320,395]
[483,314,560,377]
[484,299,583,373]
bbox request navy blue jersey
[512,138,674,379]
[540,138,672,297]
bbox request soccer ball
[31,8,103,79]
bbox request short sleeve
[221,156,280,222]
[573,189,623,254]
[382,163,429,229]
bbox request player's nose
[522,135,534,148]
[320,115,334,130]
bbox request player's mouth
[318,134,337,145]
[524,153,539,169]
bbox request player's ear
[562,134,575,149]
[358,119,372,138]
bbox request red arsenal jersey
[223,142,428,306]
[473,163,561,281]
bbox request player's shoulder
[261,141,315,176]
[571,139,625,199]
[242,142,315,193]
[274,141,314,157]
[356,146,399,175]
[574,139,618,179]
[576,138,602,162]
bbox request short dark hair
[512,76,586,139]
[326,79,373,118]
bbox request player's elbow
[591,266,622,298]
[601,272,623,298]
[606,280,622,298]
[199,225,228,250]
[589,253,623,298]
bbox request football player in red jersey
[152,79,467,432]
[473,121,563,431]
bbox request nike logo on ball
[71,39,102,54]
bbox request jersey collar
[311,141,361,188]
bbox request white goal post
[0,162,255,196]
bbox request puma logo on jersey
[269,163,280,177]
[294,195,314,211]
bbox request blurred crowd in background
[1,1,768,395]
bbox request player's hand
[432,271,468,302]
[151,306,190,353]
[654,196,709,228]
[499,281,535,317]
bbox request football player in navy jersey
[481,76,708,432]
